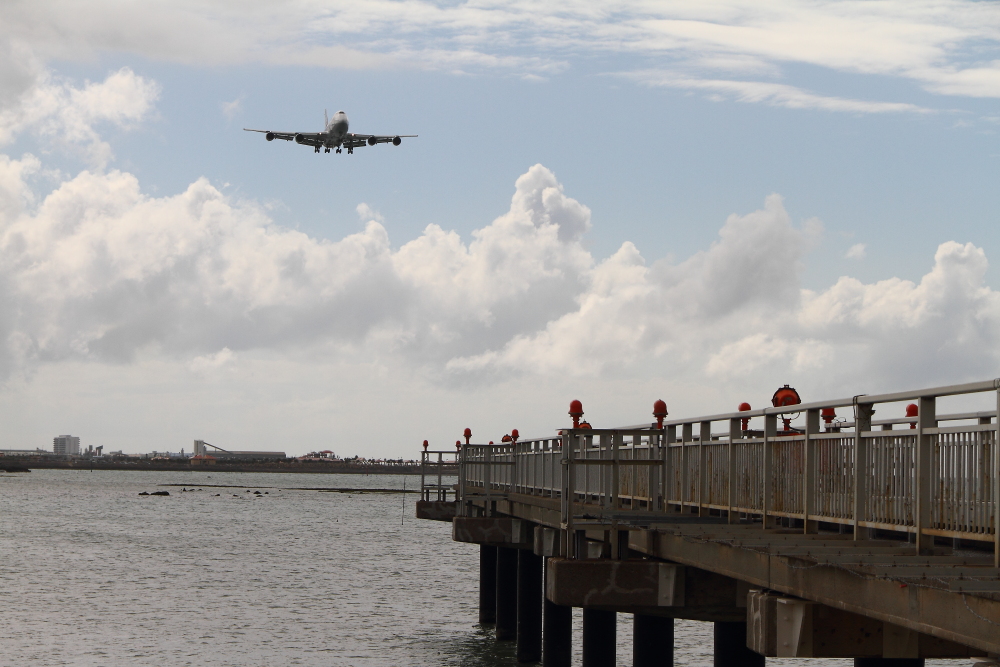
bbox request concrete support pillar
[543,559,572,667]
[633,614,673,667]
[714,621,764,667]
[516,549,543,662]
[854,660,924,667]
[582,609,616,667]
[479,545,497,624]
[496,547,518,640]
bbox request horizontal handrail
[446,377,1000,564]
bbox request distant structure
[53,435,80,456]
[193,439,284,460]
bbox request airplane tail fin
[324,109,329,129]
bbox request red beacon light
[738,402,752,431]
[501,434,512,443]
[771,385,802,432]
[569,400,584,428]
[906,403,918,429]
[463,428,472,445]
[821,407,836,425]
[653,399,668,429]
[578,420,592,430]
[455,440,462,452]
[422,440,429,451]
[510,429,519,443]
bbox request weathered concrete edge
[631,530,1000,655]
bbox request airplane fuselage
[324,111,349,147]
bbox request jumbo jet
[244,110,416,154]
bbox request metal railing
[420,450,459,501]
[455,378,1000,562]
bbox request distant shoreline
[0,458,453,475]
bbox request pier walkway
[417,378,1000,666]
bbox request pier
[417,378,1000,665]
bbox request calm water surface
[0,470,963,666]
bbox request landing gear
[324,147,330,153]
[336,148,342,154]
[347,147,353,154]
[314,146,320,153]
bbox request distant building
[53,435,80,456]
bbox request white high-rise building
[53,435,80,456]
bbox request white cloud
[623,74,933,114]
[221,95,244,121]
[2,1,1000,103]
[1,93,999,451]
[845,243,866,260]
[0,67,159,168]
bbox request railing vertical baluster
[664,425,675,511]
[804,409,819,533]
[681,423,693,513]
[699,421,710,516]
[763,414,776,527]
[915,395,936,554]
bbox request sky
[0,1,999,457]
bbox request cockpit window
[337,110,345,114]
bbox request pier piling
[479,545,497,624]
[542,558,572,667]
[854,661,925,666]
[516,549,543,662]
[713,621,763,666]
[495,546,518,640]
[633,614,673,667]
[582,609,616,667]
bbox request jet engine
[294,133,305,144]
[265,132,274,141]
[392,136,401,146]
[367,136,377,146]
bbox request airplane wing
[346,133,419,147]
[243,129,326,146]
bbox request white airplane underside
[244,110,416,154]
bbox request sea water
[0,470,961,666]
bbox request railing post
[995,388,1000,568]
[803,409,819,534]
[610,432,624,559]
[699,421,711,516]
[458,445,467,516]
[915,395,937,554]
[728,418,739,524]
[421,450,427,502]
[681,423,693,514]
[485,444,493,517]
[853,401,875,541]
[763,414,776,528]
[437,451,444,501]
[561,433,576,556]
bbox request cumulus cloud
[0,61,997,450]
[0,67,159,168]
[5,140,998,404]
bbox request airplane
[243,110,417,154]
